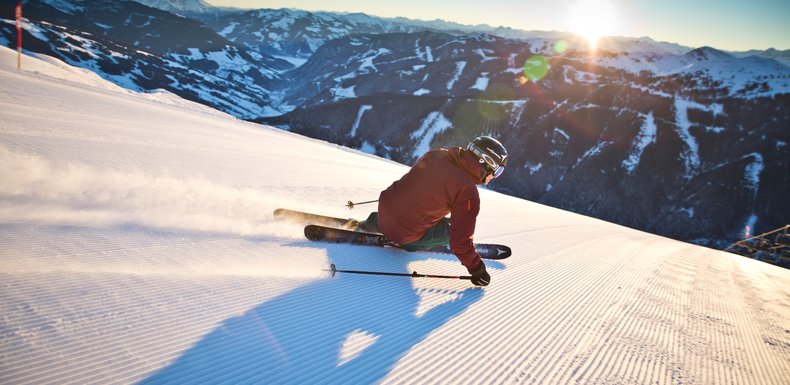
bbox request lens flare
[554,40,568,54]
[522,55,550,82]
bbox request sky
[204,0,790,51]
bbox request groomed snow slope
[1,46,789,385]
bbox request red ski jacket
[377,147,485,269]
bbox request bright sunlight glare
[568,0,617,49]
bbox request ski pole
[346,199,378,209]
[325,264,472,280]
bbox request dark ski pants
[362,212,451,251]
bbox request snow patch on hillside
[411,111,453,158]
[350,105,373,137]
[622,111,658,174]
[743,153,764,199]
[42,0,85,14]
[471,72,489,91]
[673,98,702,179]
[447,61,466,90]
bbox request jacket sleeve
[449,187,482,270]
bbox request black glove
[467,261,490,286]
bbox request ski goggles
[491,163,506,178]
[468,144,506,178]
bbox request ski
[274,208,362,230]
[304,224,511,260]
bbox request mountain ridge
[133,0,788,61]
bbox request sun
[568,0,617,49]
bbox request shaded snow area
[673,98,703,179]
[350,105,373,137]
[1,46,789,385]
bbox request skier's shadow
[139,243,485,385]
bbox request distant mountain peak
[684,46,733,61]
[132,0,214,13]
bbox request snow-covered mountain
[193,7,692,62]
[195,8,447,60]
[2,0,787,250]
[584,46,790,101]
[0,0,289,118]
[133,0,785,64]
[2,43,790,385]
[732,47,790,67]
[133,0,214,14]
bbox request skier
[360,136,509,286]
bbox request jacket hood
[448,147,486,183]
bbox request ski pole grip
[346,199,378,209]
